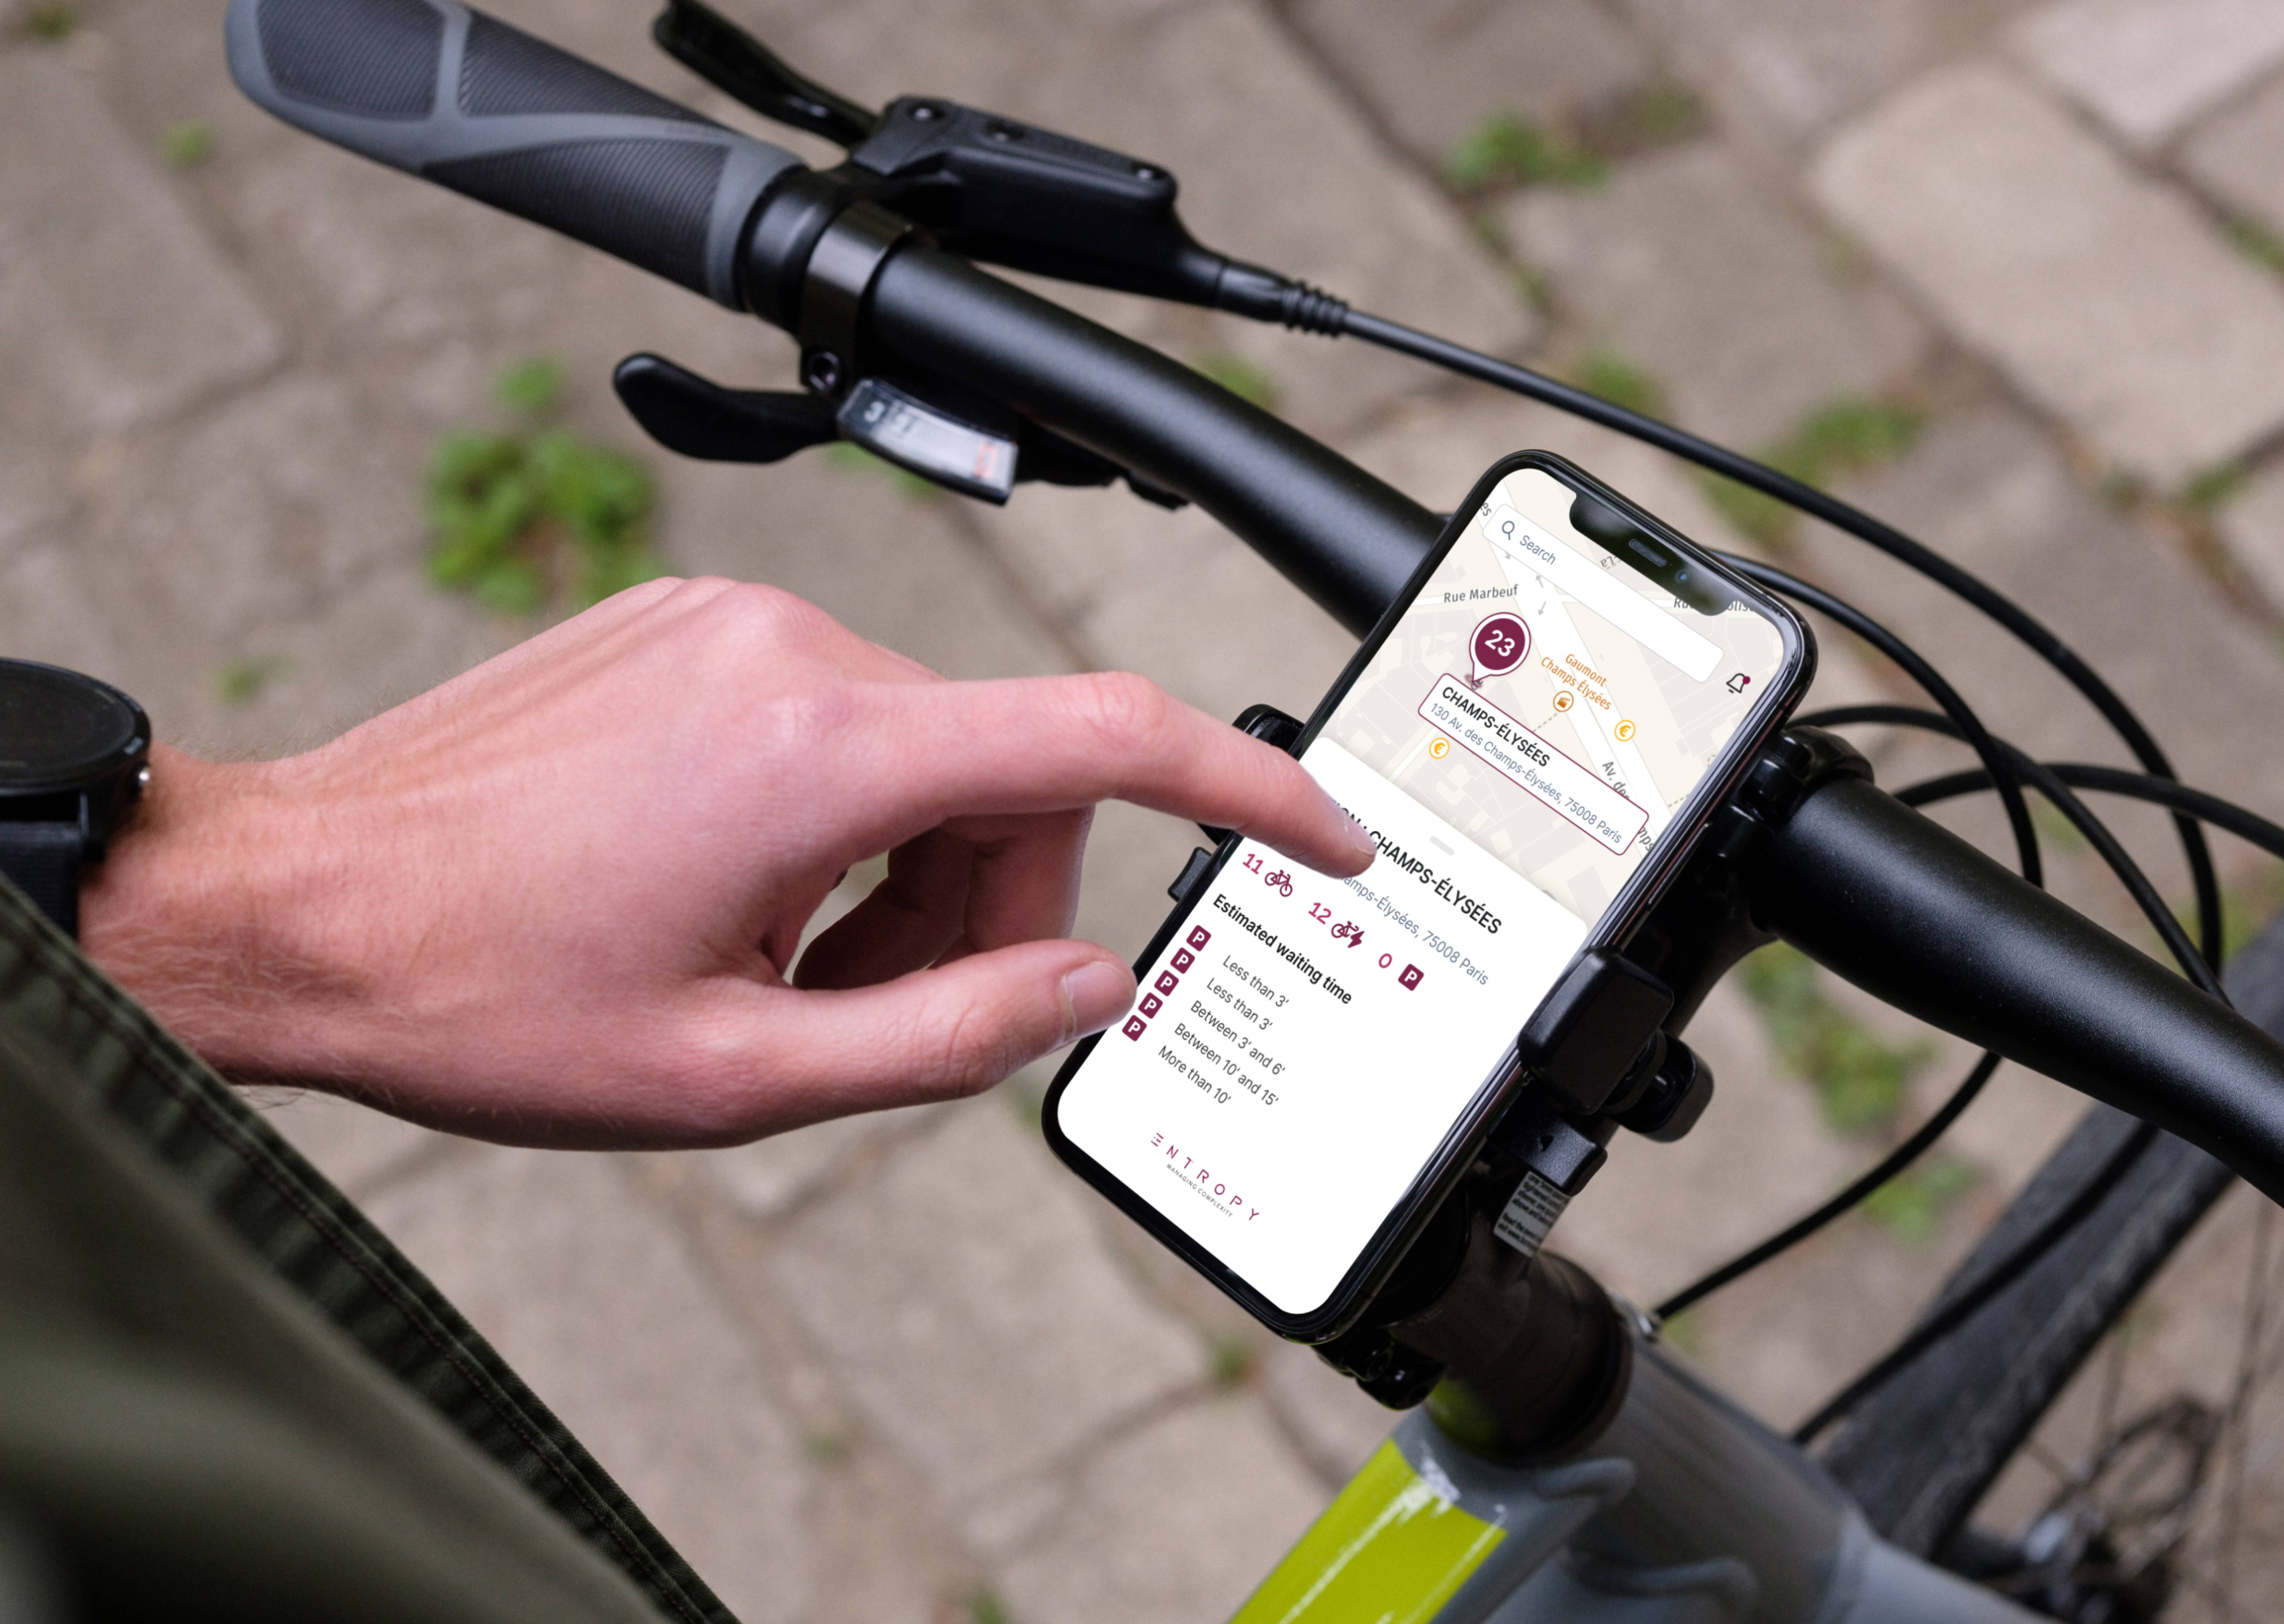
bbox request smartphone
[1042,452,1814,1339]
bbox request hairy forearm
[79,746,377,1082]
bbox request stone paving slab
[75,370,427,679]
[768,1098,1209,1542]
[1504,140,1930,446]
[0,543,132,693]
[2007,0,2284,149]
[684,1104,947,1223]
[253,1087,451,1199]
[1828,404,2284,804]
[363,1147,814,1624]
[1285,0,1652,165]
[0,50,281,439]
[1812,62,2284,486]
[1258,1341,1393,1481]
[2218,459,2284,615]
[2182,67,2284,236]
[1617,0,2041,156]
[735,0,1532,443]
[994,1396,1326,1624]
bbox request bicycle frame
[1237,1344,2029,1623]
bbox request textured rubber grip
[225,0,802,305]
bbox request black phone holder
[1197,706,1870,1400]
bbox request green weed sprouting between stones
[1208,1335,1259,1389]
[1571,347,1665,419]
[215,653,292,707]
[21,2,75,39]
[2182,461,2248,512]
[1738,943,1933,1138]
[1591,82,1705,155]
[1657,1307,1704,1356]
[961,1591,1015,1624]
[1737,944,1976,1243]
[2167,863,2284,967]
[1858,1156,1977,1247]
[2228,215,2284,275]
[160,118,217,170]
[425,357,667,615]
[1443,113,1606,193]
[1191,350,1282,412]
[1701,396,1925,550]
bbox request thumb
[766,940,1136,1110]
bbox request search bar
[1484,504,1721,682]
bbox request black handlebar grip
[1755,774,2284,1205]
[224,0,803,306]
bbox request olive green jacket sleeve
[0,877,738,1624]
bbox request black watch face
[0,661,144,793]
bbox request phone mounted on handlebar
[226,0,2284,1499]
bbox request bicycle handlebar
[1753,773,2284,1205]
[862,246,1439,635]
[228,0,2284,1210]
[224,0,801,306]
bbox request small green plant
[2094,465,2145,512]
[801,1427,851,1463]
[2168,862,2284,966]
[425,357,666,615]
[1511,263,1552,315]
[1571,347,1665,419]
[1583,81,1707,157]
[1657,1307,1705,1356]
[1702,396,1925,549]
[1192,350,1281,412]
[1739,943,1934,1136]
[2031,799,2087,855]
[1004,1077,1045,1132]
[960,1591,1014,1624]
[20,2,75,39]
[1207,1335,1258,1389]
[824,441,943,501]
[159,118,217,170]
[2183,461,2248,511]
[2228,214,2284,274]
[1619,82,1703,146]
[1859,1155,1978,1245]
[215,653,291,706]
[1443,112,1605,193]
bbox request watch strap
[0,822,85,937]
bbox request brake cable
[1324,307,2226,974]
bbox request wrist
[79,746,366,1079]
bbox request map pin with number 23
[1469,612,1530,687]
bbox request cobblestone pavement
[14,0,2284,1618]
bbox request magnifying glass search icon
[1500,519,1516,537]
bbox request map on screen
[1315,465,1788,926]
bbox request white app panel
[1056,740,1586,1315]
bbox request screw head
[1133,163,1162,181]
[909,103,940,121]
[985,119,1023,142]
[803,350,844,393]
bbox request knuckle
[1072,670,1176,757]
[927,990,1025,1097]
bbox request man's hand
[80,580,1373,1148]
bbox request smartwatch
[0,660,151,938]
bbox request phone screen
[1048,462,1803,1324]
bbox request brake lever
[613,351,1191,509]
[651,0,877,147]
